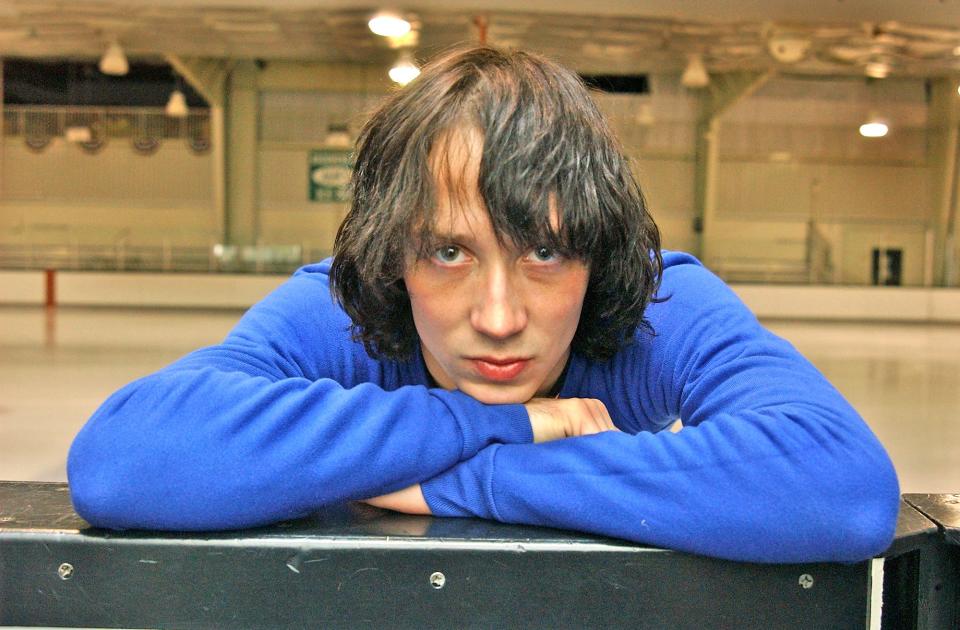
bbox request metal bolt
[429,571,446,589]
[798,574,814,589]
[58,563,74,580]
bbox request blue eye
[433,245,464,264]
[528,246,559,263]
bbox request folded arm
[67,263,531,530]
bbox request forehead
[424,126,486,233]
[429,126,482,201]
[420,124,562,246]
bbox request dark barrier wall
[0,482,956,629]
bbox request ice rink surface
[1,306,957,493]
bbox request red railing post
[44,268,56,308]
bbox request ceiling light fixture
[389,53,420,85]
[859,119,889,138]
[165,90,189,118]
[767,36,811,64]
[369,12,411,38]
[99,41,129,76]
[681,54,709,89]
[864,61,891,79]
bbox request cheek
[404,273,456,345]
[549,268,590,319]
[532,267,590,343]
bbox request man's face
[403,129,589,404]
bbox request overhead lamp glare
[369,13,411,37]
[389,57,420,85]
[859,121,889,138]
[165,90,189,118]
[99,41,129,76]
[681,54,709,89]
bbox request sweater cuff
[421,446,501,519]
[431,392,532,460]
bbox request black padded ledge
[882,497,940,557]
[904,493,960,546]
[0,482,942,629]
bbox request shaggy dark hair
[331,45,662,362]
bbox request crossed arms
[67,254,900,563]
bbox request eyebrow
[424,230,484,249]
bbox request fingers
[589,398,619,432]
[568,398,619,437]
[525,397,620,443]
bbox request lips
[470,357,530,381]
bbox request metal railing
[710,221,834,284]
[0,242,326,275]
[806,220,834,284]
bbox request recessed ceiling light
[369,12,411,38]
[859,121,889,138]
[389,54,420,85]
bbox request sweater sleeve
[67,261,532,531]
[421,254,900,563]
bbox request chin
[461,382,537,405]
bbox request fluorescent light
[681,54,709,89]
[859,121,889,138]
[165,90,189,118]
[99,41,128,76]
[369,13,410,37]
[389,56,420,85]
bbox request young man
[68,46,899,563]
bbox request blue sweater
[67,251,900,563]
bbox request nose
[470,263,528,340]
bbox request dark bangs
[332,45,662,361]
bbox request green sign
[308,149,352,202]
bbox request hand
[524,397,620,443]
[362,484,431,515]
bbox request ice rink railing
[0,242,326,274]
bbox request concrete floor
[1,306,957,493]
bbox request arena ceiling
[0,0,959,78]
